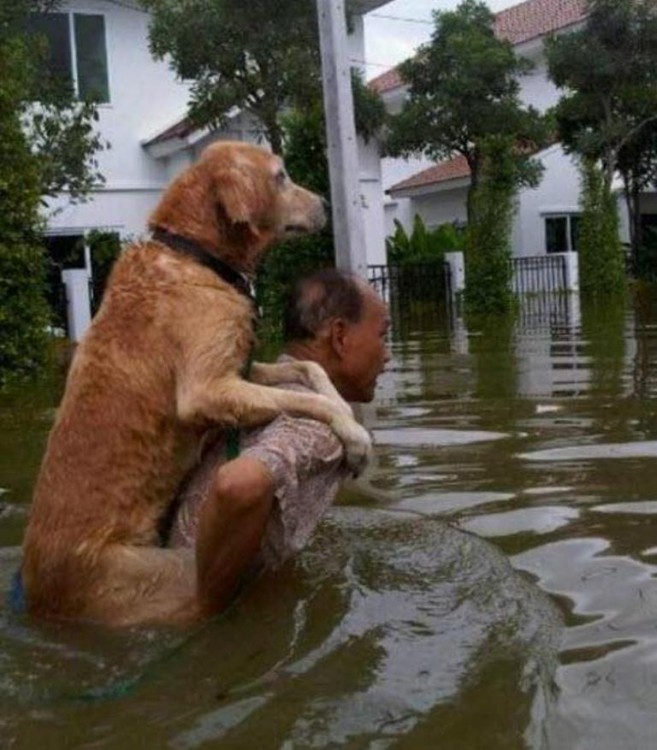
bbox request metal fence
[510,255,568,294]
[368,262,451,305]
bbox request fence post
[444,252,466,297]
[563,252,580,292]
[61,269,92,343]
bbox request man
[168,268,390,612]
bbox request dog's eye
[275,168,289,185]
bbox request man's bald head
[283,268,370,343]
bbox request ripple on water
[518,440,657,462]
[0,508,563,748]
[374,427,510,448]
[460,506,579,537]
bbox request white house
[42,0,392,272]
[367,0,657,263]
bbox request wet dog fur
[22,142,369,626]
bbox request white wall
[514,145,582,256]
[46,1,389,267]
[517,59,562,113]
[373,39,577,259]
[412,187,469,229]
[47,1,193,239]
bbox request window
[545,215,581,254]
[29,13,109,103]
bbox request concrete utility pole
[316,0,368,278]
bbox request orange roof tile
[388,156,471,194]
[368,0,587,94]
[369,66,404,94]
[495,0,587,45]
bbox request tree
[0,0,105,383]
[578,159,625,296]
[384,0,546,224]
[144,0,384,157]
[546,0,657,270]
[464,136,520,315]
[144,0,321,155]
[384,0,545,315]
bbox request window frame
[544,213,581,254]
[31,11,111,105]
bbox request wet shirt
[169,357,350,568]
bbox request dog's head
[148,141,326,272]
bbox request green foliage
[546,0,657,264]
[0,0,104,383]
[256,105,334,345]
[352,70,386,144]
[0,242,51,386]
[253,83,385,342]
[464,137,518,317]
[578,160,625,296]
[386,216,464,265]
[281,106,329,197]
[384,0,546,222]
[145,1,385,155]
[145,0,320,155]
[87,230,123,313]
[383,0,545,314]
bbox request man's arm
[195,456,275,616]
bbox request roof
[495,0,586,46]
[142,117,196,147]
[388,156,471,195]
[369,0,587,94]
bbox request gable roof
[369,0,587,94]
[142,117,196,147]
[388,156,471,196]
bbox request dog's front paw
[302,362,354,418]
[331,415,372,477]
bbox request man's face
[338,288,390,403]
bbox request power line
[349,58,396,69]
[369,13,434,25]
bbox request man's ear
[329,318,349,359]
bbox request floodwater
[2,291,657,748]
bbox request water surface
[2,292,657,748]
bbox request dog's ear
[213,167,265,233]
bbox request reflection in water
[5,291,657,747]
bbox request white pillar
[316,0,367,278]
[564,252,579,292]
[61,269,92,343]
[83,235,92,279]
[445,251,466,295]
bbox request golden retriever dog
[21,141,370,627]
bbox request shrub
[464,137,517,316]
[578,160,625,297]
[386,216,464,265]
